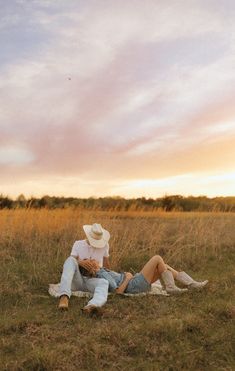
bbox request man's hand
[89,259,100,271]
[78,259,100,276]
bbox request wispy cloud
[0,145,35,165]
[0,0,235,197]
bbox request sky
[1,0,235,199]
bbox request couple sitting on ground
[58,223,208,314]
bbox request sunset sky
[1,0,235,199]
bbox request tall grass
[1,209,234,370]
[0,209,234,286]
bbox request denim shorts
[125,273,151,294]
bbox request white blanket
[49,280,168,297]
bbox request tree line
[0,194,235,211]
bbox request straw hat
[83,223,110,248]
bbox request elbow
[115,286,124,294]
[109,283,117,292]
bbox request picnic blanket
[49,280,169,297]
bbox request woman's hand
[115,272,133,294]
[125,272,133,280]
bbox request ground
[0,209,234,370]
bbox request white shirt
[70,239,109,267]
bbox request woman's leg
[140,256,188,294]
[140,255,167,284]
[165,264,179,279]
[166,264,208,289]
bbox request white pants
[59,256,108,307]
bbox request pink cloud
[1,0,235,197]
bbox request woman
[80,255,208,295]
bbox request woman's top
[96,268,151,294]
[96,268,125,292]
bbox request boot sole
[166,289,188,295]
[82,306,104,317]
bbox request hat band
[90,230,103,240]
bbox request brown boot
[58,295,69,311]
[82,305,103,317]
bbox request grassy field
[0,209,234,370]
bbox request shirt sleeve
[70,241,79,257]
[103,242,110,257]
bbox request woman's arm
[115,272,133,294]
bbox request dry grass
[0,209,234,370]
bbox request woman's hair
[79,265,91,276]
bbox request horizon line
[1,193,235,201]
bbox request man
[58,223,111,314]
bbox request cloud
[109,171,235,198]
[0,145,35,165]
[0,0,235,196]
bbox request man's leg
[84,277,109,307]
[59,258,108,313]
[59,256,85,298]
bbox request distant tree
[161,195,176,211]
[0,195,13,209]
[0,193,234,211]
[16,194,27,208]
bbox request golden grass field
[0,209,234,370]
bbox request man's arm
[103,257,110,269]
[115,272,133,294]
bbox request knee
[64,256,78,267]
[153,255,164,263]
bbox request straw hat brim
[83,225,110,248]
